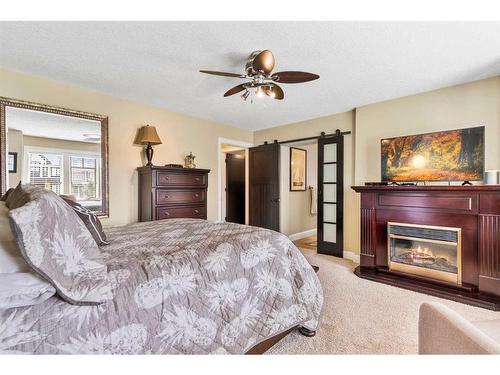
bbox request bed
[1,218,323,354]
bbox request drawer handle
[194,209,200,214]
[164,176,169,180]
[163,195,169,199]
[195,177,200,181]
[194,193,200,198]
[164,211,170,216]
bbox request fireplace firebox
[387,222,461,285]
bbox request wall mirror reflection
[1,98,109,216]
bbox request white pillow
[0,201,55,308]
[0,273,55,308]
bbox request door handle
[272,198,280,203]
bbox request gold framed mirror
[0,97,109,216]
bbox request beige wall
[2,67,498,256]
[256,75,500,256]
[355,76,500,184]
[255,111,358,253]
[279,143,317,236]
[0,69,253,226]
[349,76,500,255]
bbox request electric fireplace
[352,185,500,310]
[387,222,462,285]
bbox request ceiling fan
[200,50,320,101]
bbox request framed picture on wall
[8,152,17,173]
[290,147,307,191]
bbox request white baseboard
[288,229,317,241]
[343,251,360,264]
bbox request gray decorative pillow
[5,182,30,209]
[9,186,112,305]
[62,198,109,246]
[0,188,14,202]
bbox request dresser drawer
[155,189,205,205]
[156,205,206,220]
[156,172,207,187]
[378,193,475,212]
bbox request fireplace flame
[410,246,437,261]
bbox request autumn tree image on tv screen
[381,126,484,182]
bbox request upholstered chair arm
[418,302,500,354]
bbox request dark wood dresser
[138,166,210,222]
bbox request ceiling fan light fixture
[201,49,319,102]
[263,85,277,99]
[255,86,265,98]
[241,90,250,101]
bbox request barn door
[249,143,280,231]
[317,135,344,257]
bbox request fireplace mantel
[352,184,500,310]
[352,185,500,192]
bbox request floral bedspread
[0,219,323,354]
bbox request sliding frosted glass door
[317,135,343,257]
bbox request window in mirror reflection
[6,106,103,212]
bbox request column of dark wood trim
[479,214,500,297]
[360,192,376,267]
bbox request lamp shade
[136,125,162,145]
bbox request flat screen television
[381,126,484,182]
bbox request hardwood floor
[293,236,317,251]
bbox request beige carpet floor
[267,247,500,354]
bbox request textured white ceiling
[0,22,499,131]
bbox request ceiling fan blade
[224,84,247,97]
[263,84,284,100]
[252,50,275,74]
[200,70,246,78]
[271,71,320,83]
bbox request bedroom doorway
[225,151,245,224]
[278,140,318,245]
[218,138,253,224]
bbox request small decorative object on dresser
[484,170,500,185]
[135,125,162,166]
[138,166,210,221]
[184,152,196,168]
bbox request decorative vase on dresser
[138,166,210,221]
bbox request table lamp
[136,125,162,166]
